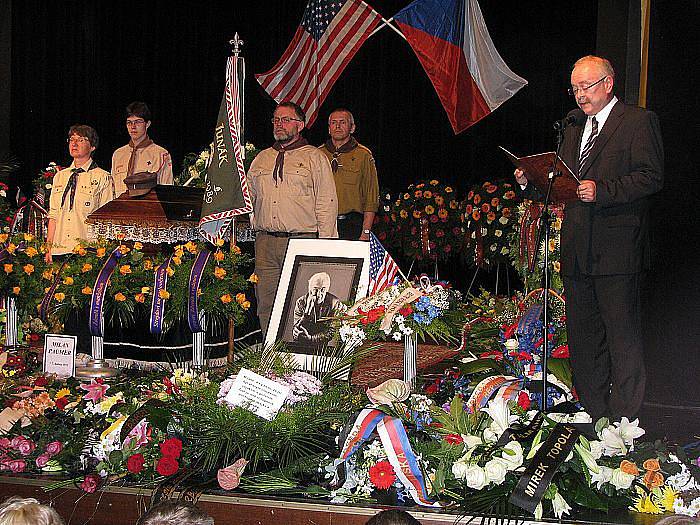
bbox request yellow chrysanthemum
[82,286,93,295]
[118,244,130,255]
[54,292,65,302]
[214,251,225,262]
[96,247,106,257]
[214,267,227,279]
[62,276,73,285]
[114,292,126,302]
[23,264,34,275]
[657,486,678,512]
[135,293,145,303]
[248,273,259,284]
[133,242,143,251]
[220,294,232,304]
[81,263,93,273]
[215,238,225,247]
[12,286,20,294]
[119,265,132,276]
[159,290,170,300]
[25,247,38,258]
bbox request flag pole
[370,16,406,40]
[227,32,244,365]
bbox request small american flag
[255,0,382,126]
[369,232,400,296]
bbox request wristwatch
[363,229,371,234]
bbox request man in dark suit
[516,55,664,422]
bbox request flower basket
[462,180,518,269]
[382,180,463,262]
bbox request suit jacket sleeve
[596,111,664,208]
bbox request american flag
[368,232,400,296]
[255,0,382,126]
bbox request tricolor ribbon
[150,255,172,334]
[187,249,212,333]
[331,408,438,507]
[467,375,519,412]
[38,261,67,322]
[517,303,543,335]
[89,248,123,337]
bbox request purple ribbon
[89,248,122,336]
[39,261,67,322]
[150,255,172,334]
[187,249,212,333]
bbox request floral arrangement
[31,162,62,198]
[462,180,518,269]
[508,201,565,292]
[176,143,259,188]
[337,278,464,348]
[0,181,13,233]
[0,232,253,333]
[324,380,700,519]
[380,180,463,262]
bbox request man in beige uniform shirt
[111,101,173,196]
[319,108,379,241]
[247,101,338,336]
[45,125,114,263]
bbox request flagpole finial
[229,33,244,56]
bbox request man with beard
[515,56,663,421]
[247,101,338,336]
[319,108,379,240]
[111,101,173,196]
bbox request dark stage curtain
[8,0,596,193]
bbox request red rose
[368,460,396,490]
[425,383,439,395]
[33,375,48,387]
[80,473,102,493]
[399,306,413,317]
[54,397,69,411]
[126,453,145,474]
[156,456,179,476]
[552,345,569,358]
[517,391,531,410]
[159,437,183,459]
[444,434,464,445]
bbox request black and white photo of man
[292,272,347,344]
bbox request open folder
[500,146,580,204]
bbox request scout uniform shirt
[111,142,173,197]
[319,142,379,215]
[47,161,114,255]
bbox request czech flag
[394,0,527,133]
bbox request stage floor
[0,475,672,525]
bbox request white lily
[552,491,572,518]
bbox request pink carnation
[35,453,51,468]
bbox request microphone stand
[528,123,566,413]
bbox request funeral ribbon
[331,408,438,507]
[467,375,519,412]
[89,247,123,337]
[150,255,172,334]
[187,249,212,333]
[509,423,581,514]
[38,261,68,322]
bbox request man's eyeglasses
[126,119,146,127]
[568,76,607,96]
[271,116,303,125]
[67,137,90,145]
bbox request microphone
[553,109,585,130]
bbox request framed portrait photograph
[265,239,370,374]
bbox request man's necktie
[61,167,84,210]
[578,116,598,173]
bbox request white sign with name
[43,334,77,378]
[224,368,290,421]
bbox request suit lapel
[579,101,625,179]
